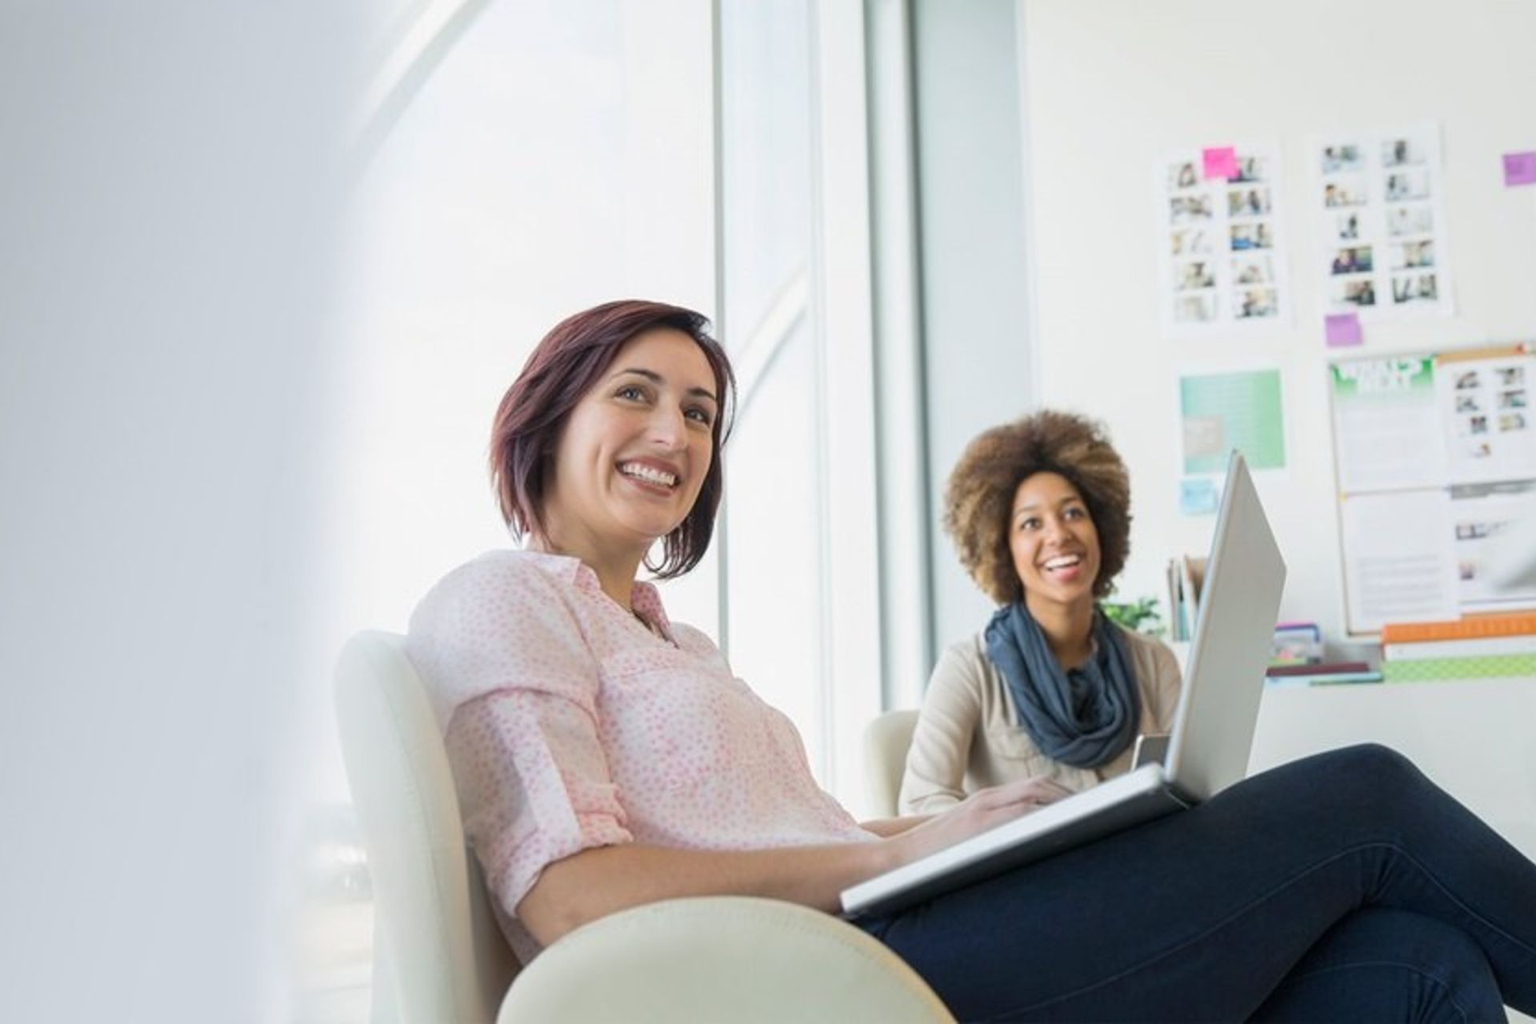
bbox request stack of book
[1270,622,1324,666]
[1264,623,1383,686]
[1265,661,1382,687]
[1380,611,1536,682]
[1165,555,1207,642]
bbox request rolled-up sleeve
[407,557,633,917]
[447,688,632,915]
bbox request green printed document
[1180,368,1286,475]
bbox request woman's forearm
[517,840,898,946]
[859,814,932,837]
[518,781,1058,948]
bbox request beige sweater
[898,626,1183,815]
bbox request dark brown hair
[944,409,1132,604]
[489,299,736,578]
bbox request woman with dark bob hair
[407,299,1536,1021]
[900,411,1183,814]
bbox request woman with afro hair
[900,410,1183,814]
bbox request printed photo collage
[1155,126,1458,340]
[1430,349,1536,487]
[1317,126,1453,320]
[1161,147,1286,336]
[1449,360,1528,459]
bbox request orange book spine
[1381,612,1536,644]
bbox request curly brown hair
[944,409,1131,604]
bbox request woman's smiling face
[540,327,720,557]
[1008,470,1101,614]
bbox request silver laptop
[841,451,1285,918]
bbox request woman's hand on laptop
[885,776,1075,865]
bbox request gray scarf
[983,601,1140,769]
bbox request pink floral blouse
[405,550,873,962]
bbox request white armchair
[864,709,920,819]
[334,630,953,1023]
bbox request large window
[301,2,717,1017]
[324,0,884,815]
[716,0,885,805]
[301,1,892,1015]
[718,0,829,777]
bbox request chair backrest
[863,709,919,818]
[334,630,519,1024]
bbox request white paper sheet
[1451,482,1536,610]
[1329,356,1447,492]
[1340,490,1459,633]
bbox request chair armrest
[497,896,953,1023]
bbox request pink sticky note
[1203,146,1238,180]
[1503,151,1536,186]
[1325,312,1363,347]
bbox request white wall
[1020,0,1536,642]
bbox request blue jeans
[857,745,1535,1021]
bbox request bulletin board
[1330,344,1536,634]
